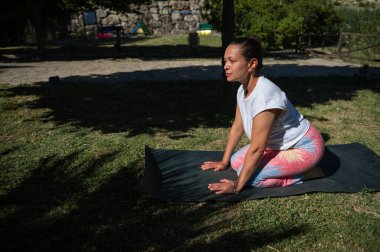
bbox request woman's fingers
[214,165,225,171]
[201,161,220,170]
[201,162,217,170]
[220,179,233,183]
[208,183,224,191]
[208,180,234,194]
[201,161,227,171]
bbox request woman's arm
[201,105,244,171]
[234,109,279,192]
[208,108,280,194]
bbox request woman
[201,37,325,195]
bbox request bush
[205,0,341,49]
[336,6,380,33]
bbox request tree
[0,2,29,45]
[30,0,49,54]
[221,0,236,106]
[221,0,235,53]
[204,0,236,104]
[205,0,341,49]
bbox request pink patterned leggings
[231,123,325,188]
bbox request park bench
[83,10,124,49]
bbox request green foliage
[203,1,223,31]
[288,0,341,34]
[338,33,380,63]
[336,6,380,33]
[335,6,380,62]
[205,0,341,49]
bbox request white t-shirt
[237,76,310,150]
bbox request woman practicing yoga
[201,37,325,195]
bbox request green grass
[0,34,222,60]
[124,34,222,47]
[1,76,379,251]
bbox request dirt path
[0,57,378,85]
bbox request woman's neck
[243,72,260,97]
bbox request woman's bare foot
[304,166,325,180]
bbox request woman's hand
[201,161,228,171]
[208,179,234,194]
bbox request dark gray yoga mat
[143,143,380,201]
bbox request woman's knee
[230,152,241,171]
[230,144,249,171]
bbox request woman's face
[224,44,252,83]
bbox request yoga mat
[143,143,380,201]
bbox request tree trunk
[222,0,235,54]
[29,0,48,56]
[221,0,236,107]
[31,12,45,55]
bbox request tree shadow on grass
[0,38,325,63]
[0,44,222,62]
[2,80,235,137]
[276,76,379,107]
[0,150,120,250]
[3,74,377,250]
[0,148,309,251]
[0,35,311,63]
[187,225,309,251]
[1,75,379,137]
[1,58,379,86]
[0,146,21,157]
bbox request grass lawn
[0,34,223,60]
[0,76,379,251]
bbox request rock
[96,9,107,18]
[163,23,174,32]
[161,14,172,24]
[120,15,129,22]
[62,0,206,38]
[150,7,158,14]
[171,12,183,21]
[161,7,171,15]
[140,4,149,11]
[158,1,169,8]
[184,15,195,22]
[127,13,139,22]
[175,21,188,30]
[121,22,129,30]
[143,12,153,23]
[77,14,84,26]
[153,28,164,36]
[150,20,162,29]
[172,1,190,10]
[199,0,206,7]
[188,21,198,32]
[152,13,160,21]
[102,14,120,25]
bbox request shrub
[205,0,341,49]
[336,6,380,33]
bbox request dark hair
[230,36,263,69]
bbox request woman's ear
[248,58,258,72]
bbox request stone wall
[67,0,209,37]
